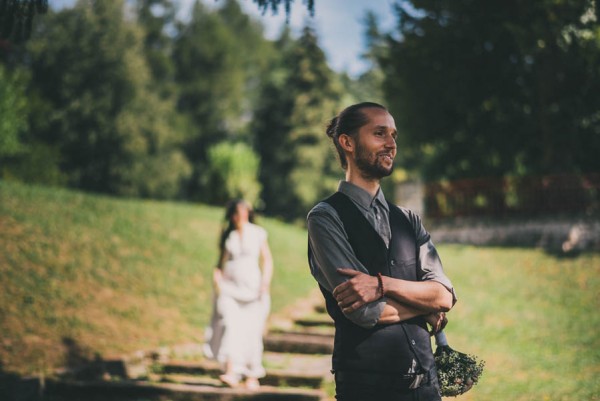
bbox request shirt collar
[338,181,389,212]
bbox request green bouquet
[434,331,485,397]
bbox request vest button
[390,259,396,266]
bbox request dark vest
[315,192,435,374]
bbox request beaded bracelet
[376,272,385,299]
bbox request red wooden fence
[424,173,600,219]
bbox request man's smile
[378,152,395,164]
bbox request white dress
[203,223,270,378]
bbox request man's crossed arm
[333,268,453,333]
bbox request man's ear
[338,133,354,152]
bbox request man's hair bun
[326,116,339,139]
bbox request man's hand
[462,377,474,393]
[424,311,447,335]
[332,268,381,313]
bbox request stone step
[264,332,333,354]
[262,352,331,380]
[294,316,334,328]
[46,379,326,401]
[314,304,326,314]
[270,326,335,338]
[161,359,220,375]
[162,352,331,389]
[160,371,324,390]
[155,372,223,388]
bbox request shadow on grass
[543,248,588,259]
[60,337,110,381]
[0,337,101,401]
[62,337,95,371]
[0,360,43,401]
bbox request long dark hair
[218,199,255,253]
[326,102,388,169]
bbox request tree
[379,0,600,181]
[204,142,262,206]
[0,0,48,41]
[0,57,67,185]
[0,65,27,159]
[136,0,178,97]
[251,0,314,18]
[253,26,342,220]
[172,0,272,201]
[27,0,190,198]
[1,0,318,44]
[347,11,386,105]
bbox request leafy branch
[0,0,48,41]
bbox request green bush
[203,142,262,206]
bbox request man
[307,102,456,400]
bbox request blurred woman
[203,199,273,390]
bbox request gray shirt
[307,181,456,329]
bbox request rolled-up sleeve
[400,207,457,305]
[307,203,386,328]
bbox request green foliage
[112,87,192,199]
[3,0,599,223]
[0,65,28,158]
[253,26,342,220]
[2,0,340,219]
[343,11,386,105]
[172,0,273,200]
[0,0,48,41]
[434,344,485,396]
[173,1,242,138]
[204,142,262,206]
[0,66,64,185]
[136,0,177,88]
[2,142,66,185]
[26,0,190,197]
[379,0,600,180]
[251,0,314,18]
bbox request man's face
[353,108,397,179]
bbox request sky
[52,0,399,78]
[208,0,399,77]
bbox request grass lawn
[438,245,599,401]
[1,181,599,400]
[0,181,314,375]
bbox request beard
[355,141,394,180]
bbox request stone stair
[160,352,328,389]
[43,297,336,401]
[46,379,325,401]
[264,332,333,354]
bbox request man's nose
[385,133,397,149]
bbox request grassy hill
[0,181,315,375]
[2,181,599,400]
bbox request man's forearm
[377,297,424,324]
[382,277,453,313]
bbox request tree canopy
[253,26,342,219]
[0,0,313,41]
[251,0,314,18]
[25,0,191,197]
[1,0,598,220]
[379,0,600,180]
[1,0,354,220]
[0,0,49,41]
